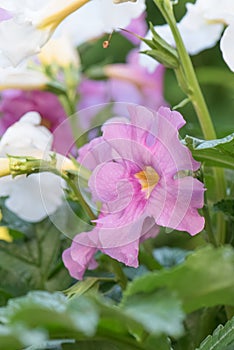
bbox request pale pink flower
[77,49,167,129]
[63,105,205,279]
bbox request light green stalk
[153,0,226,244]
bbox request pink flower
[0,90,73,155]
[105,50,167,111]
[77,49,167,128]
[121,13,147,45]
[63,105,205,280]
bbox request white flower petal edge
[0,112,65,222]
[220,23,234,72]
[0,173,64,222]
[0,67,49,90]
[55,0,146,47]
[0,0,145,67]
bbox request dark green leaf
[0,217,71,299]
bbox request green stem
[203,192,218,247]
[153,0,226,243]
[59,93,82,148]
[64,175,96,221]
[106,256,128,290]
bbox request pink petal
[88,161,128,202]
[148,177,205,235]
[78,136,113,171]
[99,215,159,266]
[62,231,98,280]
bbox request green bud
[141,22,179,69]
[8,154,58,178]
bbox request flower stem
[105,256,128,290]
[203,193,218,247]
[153,0,226,243]
[64,175,96,221]
[0,155,96,222]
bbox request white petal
[0,173,64,222]
[0,18,50,67]
[179,3,223,55]
[55,0,146,46]
[0,67,49,89]
[202,0,234,24]
[0,112,53,153]
[98,0,145,32]
[38,34,80,67]
[220,24,234,72]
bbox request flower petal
[0,173,64,222]
[220,24,234,72]
[148,177,205,235]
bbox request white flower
[50,0,146,47]
[0,0,145,68]
[0,66,49,90]
[0,112,65,222]
[220,22,234,72]
[0,0,90,67]
[38,35,80,68]
[140,0,234,72]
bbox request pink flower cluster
[63,105,205,280]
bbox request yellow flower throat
[134,166,160,199]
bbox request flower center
[134,166,160,199]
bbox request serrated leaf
[184,133,234,170]
[196,316,234,350]
[123,246,234,313]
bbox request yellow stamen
[0,227,12,242]
[38,0,90,30]
[0,211,12,243]
[134,166,159,199]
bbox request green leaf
[196,316,234,350]
[62,340,143,350]
[196,67,234,90]
[0,324,46,350]
[0,217,71,300]
[0,290,175,350]
[122,289,184,337]
[214,199,234,221]
[184,133,234,170]
[26,339,75,350]
[64,278,100,298]
[4,291,99,338]
[123,246,234,313]
[153,247,191,268]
